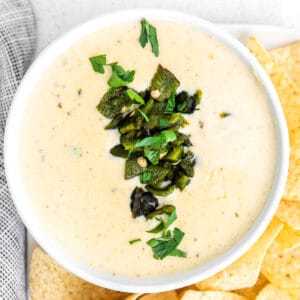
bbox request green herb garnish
[89,54,106,73]
[146,209,186,259]
[220,112,231,118]
[138,109,149,122]
[164,90,176,114]
[140,171,153,183]
[159,118,169,127]
[144,148,160,165]
[108,64,135,88]
[93,59,202,260]
[126,89,145,104]
[134,130,177,148]
[147,227,186,259]
[89,55,135,87]
[139,19,159,57]
[147,219,165,233]
[177,101,186,112]
[129,238,141,245]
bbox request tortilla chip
[281,288,300,300]
[124,294,143,300]
[180,290,246,300]
[29,247,128,300]
[262,240,300,289]
[270,74,300,146]
[247,37,300,201]
[176,285,198,296]
[284,140,300,201]
[276,225,300,250]
[276,199,300,230]
[247,37,275,73]
[195,218,283,290]
[255,283,292,300]
[270,42,300,87]
[233,273,269,299]
[139,291,178,300]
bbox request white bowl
[4,9,289,293]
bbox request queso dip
[20,21,276,277]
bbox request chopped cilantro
[220,112,231,118]
[139,19,159,57]
[129,238,141,245]
[89,54,106,73]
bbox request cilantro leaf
[148,24,159,57]
[168,248,187,258]
[147,220,165,234]
[147,227,186,259]
[140,171,153,183]
[108,64,135,88]
[134,130,177,148]
[139,19,149,47]
[164,90,176,114]
[89,54,107,73]
[125,88,145,104]
[129,238,141,245]
[177,101,187,112]
[138,109,149,122]
[144,148,160,165]
[139,19,159,57]
[159,118,169,127]
[164,209,177,232]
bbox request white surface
[22,20,298,296]
[31,0,300,54]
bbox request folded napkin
[0,0,36,299]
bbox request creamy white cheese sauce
[20,21,276,277]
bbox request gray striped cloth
[0,0,36,299]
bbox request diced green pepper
[97,87,132,119]
[165,146,183,162]
[146,184,175,196]
[147,205,176,219]
[144,165,169,188]
[180,151,195,177]
[125,158,146,179]
[105,113,124,129]
[175,172,191,191]
[110,144,129,158]
[150,65,180,101]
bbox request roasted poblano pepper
[96,64,201,218]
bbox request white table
[31,0,300,54]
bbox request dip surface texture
[20,21,276,278]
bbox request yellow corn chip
[180,290,246,300]
[284,140,300,201]
[124,294,144,300]
[255,283,292,300]
[276,225,300,250]
[282,288,300,300]
[276,199,300,230]
[139,291,178,300]
[270,42,300,87]
[233,273,269,299]
[176,285,198,297]
[262,240,300,289]
[29,247,128,300]
[247,37,300,201]
[247,36,275,73]
[195,218,283,290]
